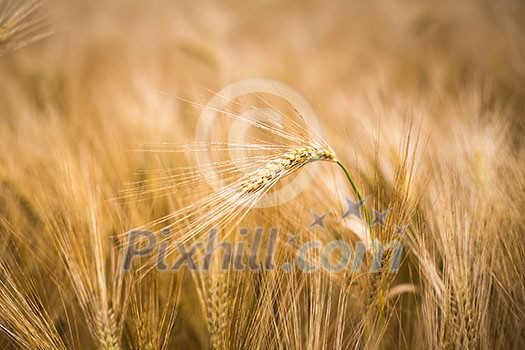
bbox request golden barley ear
[238,146,336,194]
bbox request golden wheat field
[1,0,525,349]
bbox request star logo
[341,196,368,221]
[394,224,407,236]
[287,232,300,245]
[371,208,389,227]
[308,211,329,229]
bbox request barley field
[1,0,524,349]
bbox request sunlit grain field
[1,0,524,349]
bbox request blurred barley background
[1,0,525,349]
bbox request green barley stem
[336,160,372,229]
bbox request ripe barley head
[238,146,336,194]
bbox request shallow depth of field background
[1,0,524,349]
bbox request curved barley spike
[238,146,336,194]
